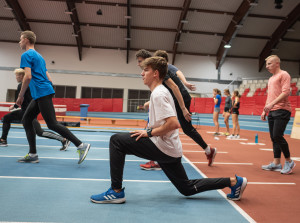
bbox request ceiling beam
[5,0,30,31]
[2,16,300,43]
[215,0,256,69]
[47,0,287,20]
[66,0,83,60]
[172,0,191,65]
[2,39,299,63]
[258,3,300,71]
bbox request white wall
[0,42,299,109]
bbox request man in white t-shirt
[90,57,247,204]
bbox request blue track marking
[0,129,252,223]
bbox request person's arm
[213,95,219,105]
[164,78,192,121]
[233,97,239,108]
[144,101,150,111]
[130,116,180,141]
[46,71,53,83]
[176,70,196,91]
[16,67,31,107]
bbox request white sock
[204,146,211,155]
[29,153,37,157]
[77,143,83,148]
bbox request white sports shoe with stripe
[90,187,126,204]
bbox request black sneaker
[0,139,8,147]
[60,139,71,151]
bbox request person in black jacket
[0,68,70,151]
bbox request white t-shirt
[148,84,182,158]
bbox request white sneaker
[234,135,240,139]
[227,135,234,139]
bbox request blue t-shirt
[215,94,221,108]
[20,49,55,100]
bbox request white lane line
[7,137,108,142]
[192,162,253,165]
[291,157,300,162]
[226,138,248,141]
[260,149,273,151]
[2,144,108,150]
[240,142,266,145]
[184,150,228,154]
[182,143,203,145]
[0,176,170,183]
[248,182,296,185]
[182,155,256,223]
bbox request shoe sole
[140,167,162,171]
[18,160,40,163]
[262,168,282,172]
[90,198,126,204]
[60,140,71,151]
[78,144,91,164]
[229,177,248,201]
[208,148,217,166]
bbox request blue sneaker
[91,187,125,204]
[227,175,247,201]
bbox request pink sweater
[266,70,292,112]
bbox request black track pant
[22,94,82,153]
[32,119,64,143]
[268,109,291,159]
[110,133,230,195]
[175,99,208,149]
[1,109,24,140]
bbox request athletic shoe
[227,134,234,139]
[60,139,71,151]
[281,160,296,175]
[18,154,39,163]
[227,175,247,201]
[224,132,230,136]
[262,162,282,171]
[77,143,91,164]
[90,187,126,204]
[213,132,221,136]
[234,135,240,139]
[206,148,217,166]
[140,160,161,170]
[0,139,7,147]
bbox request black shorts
[224,107,230,113]
[232,108,239,115]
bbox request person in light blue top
[213,88,222,136]
[16,30,90,164]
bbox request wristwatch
[147,128,153,137]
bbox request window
[81,87,123,99]
[53,85,76,98]
[127,89,151,112]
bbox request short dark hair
[141,57,168,80]
[154,50,169,62]
[135,49,152,59]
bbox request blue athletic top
[20,49,55,100]
[214,94,221,108]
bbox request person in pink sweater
[261,55,295,174]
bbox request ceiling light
[235,24,243,29]
[64,10,73,15]
[124,37,131,41]
[175,41,182,44]
[287,28,295,32]
[180,20,188,24]
[124,16,132,19]
[249,2,258,6]
[72,33,79,37]
[224,44,231,48]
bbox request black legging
[268,109,291,159]
[109,133,230,195]
[1,109,24,140]
[175,99,208,149]
[22,94,82,153]
[32,119,64,143]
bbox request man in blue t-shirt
[16,30,90,164]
